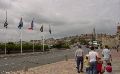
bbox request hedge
[0,43,49,54]
[0,41,70,54]
[52,43,70,49]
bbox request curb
[0,51,51,58]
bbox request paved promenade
[111,49,120,74]
[6,49,120,74]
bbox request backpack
[106,65,112,72]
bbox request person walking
[97,57,103,74]
[75,45,84,73]
[89,46,98,74]
[102,45,112,67]
[84,54,90,74]
[116,45,119,52]
[104,62,113,74]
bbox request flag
[31,19,34,30]
[18,18,23,29]
[4,11,8,28]
[49,24,51,34]
[28,19,34,30]
[4,20,8,28]
[40,25,43,32]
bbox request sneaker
[76,67,78,69]
[77,71,80,73]
[80,70,84,72]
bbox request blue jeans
[86,67,90,74]
[89,61,97,74]
[76,56,83,71]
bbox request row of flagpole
[2,11,52,54]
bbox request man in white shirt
[89,46,98,74]
[75,45,84,73]
[102,45,112,66]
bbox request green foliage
[44,45,49,51]
[62,43,70,49]
[0,42,49,54]
[8,42,14,45]
[0,43,5,50]
[70,38,76,44]
[23,43,33,50]
[79,38,88,45]
[52,42,70,49]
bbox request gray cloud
[23,12,67,27]
[0,0,120,41]
[0,0,14,9]
[94,19,116,34]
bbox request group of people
[75,45,112,74]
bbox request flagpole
[40,24,44,52]
[5,28,7,55]
[5,11,7,55]
[32,18,34,53]
[20,29,23,54]
[18,17,23,54]
[5,42,7,55]
[43,32,44,52]
[33,39,34,53]
[48,24,51,50]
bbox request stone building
[116,22,120,47]
[101,35,117,48]
[100,22,120,48]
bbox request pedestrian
[104,62,112,74]
[97,57,103,74]
[89,46,99,74]
[116,45,119,52]
[75,45,84,73]
[102,45,112,67]
[84,54,90,74]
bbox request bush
[62,44,70,49]
[23,43,33,50]
[0,43,5,50]
[52,43,70,49]
[52,44,62,48]
[0,42,49,54]
[35,44,49,51]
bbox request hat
[86,54,89,57]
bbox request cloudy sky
[0,0,120,42]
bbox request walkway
[6,49,120,74]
